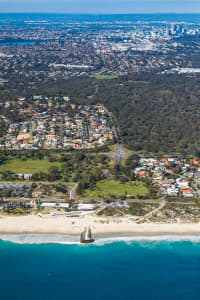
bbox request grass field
[0,159,61,173]
[90,75,118,80]
[82,180,148,200]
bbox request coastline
[0,215,200,235]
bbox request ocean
[1,13,200,24]
[1,234,200,300]
[0,42,34,46]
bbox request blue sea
[1,234,200,300]
[0,42,34,45]
[1,13,200,24]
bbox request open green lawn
[82,180,148,200]
[90,75,118,80]
[0,159,61,173]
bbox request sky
[1,0,200,14]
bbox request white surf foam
[94,235,200,245]
[1,234,200,245]
[0,234,80,245]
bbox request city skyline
[1,0,200,14]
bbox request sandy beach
[0,215,200,235]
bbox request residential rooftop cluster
[0,19,200,86]
[0,96,114,150]
[134,157,200,198]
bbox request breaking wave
[94,234,200,245]
[0,234,80,245]
[1,233,200,245]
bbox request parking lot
[0,183,32,198]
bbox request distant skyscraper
[171,24,176,35]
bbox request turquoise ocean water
[1,234,200,300]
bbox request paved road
[115,143,128,163]
[115,143,122,163]
[70,183,78,200]
[102,105,124,163]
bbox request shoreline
[0,215,200,235]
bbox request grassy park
[0,158,61,174]
[82,179,149,200]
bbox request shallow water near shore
[1,234,200,299]
[1,232,200,244]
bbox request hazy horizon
[1,12,200,14]
[1,0,200,14]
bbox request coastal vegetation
[149,203,200,223]
[98,202,160,217]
